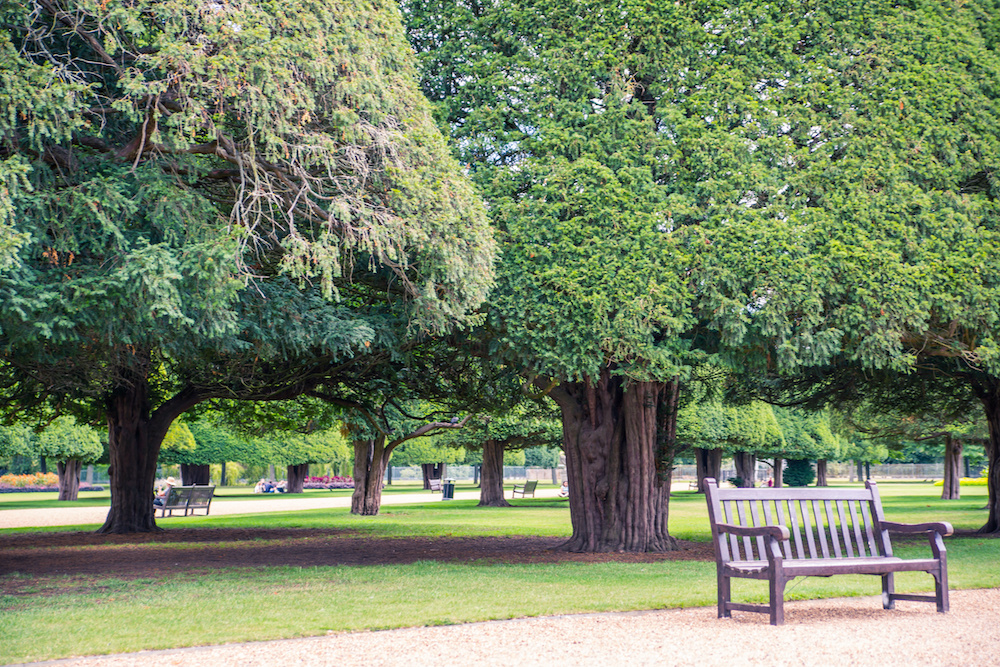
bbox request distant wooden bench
[510,480,537,498]
[429,478,443,492]
[704,478,951,625]
[155,485,216,518]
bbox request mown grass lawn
[2,481,997,663]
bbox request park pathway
[18,587,1000,666]
[0,487,563,529]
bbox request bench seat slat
[725,557,942,577]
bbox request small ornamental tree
[783,460,816,487]
[435,402,561,507]
[35,416,103,500]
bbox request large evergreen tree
[404,0,703,552]
[0,0,493,533]
[690,0,1000,531]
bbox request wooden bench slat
[836,501,854,558]
[736,500,753,560]
[848,501,867,557]
[799,499,818,559]
[749,500,766,560]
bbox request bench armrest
[880,521,953,536]
[715,522,790,541]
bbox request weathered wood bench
[429,478,443,492]
[510,480,538,498]
[704,477,951,625]
[155,485,216,518]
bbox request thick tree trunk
[421,462,446,488]
[287,463,309,493]
[773,457,783,488]
[478,438,510,507]
[39,455,48,474]
[99,377,162,534]
[548,371,676,552]
[941,434,962,500]
[56,459,82,501]
[816,459,828,486]
[732,452,756,488]
[220,462,227,487]
[977,383,1000,533]
[351,438,390,515]
[180,463,210,486]
[694,448,722,493]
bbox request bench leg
[881,573,895,610]
[769,574,786,626]
[717,572,731,619]
[934,566,949,613]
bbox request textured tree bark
[977,381,1000,533]
[351,438,389,515]
[421,463,447,489]
[816,459,828,486]
[941,435,962,500]
[773,457,783,488]
[548,371,676,552]
[478,438,510,507]
[99,377,162,534]
[180,463,210,486]
[220,461,227,487]
[56,459,82,501]
[732,452,756,488]
[694,448,722,493]
[287,463,309,493]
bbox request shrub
[784,459,816,487]
[0,472,58,488]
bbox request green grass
[2,481,998,663]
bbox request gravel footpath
[20,588,1000,667]
[0,489,557,529]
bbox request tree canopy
[0,0,493,532]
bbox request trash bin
[442,478,455,500]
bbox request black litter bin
[442,479,455,500]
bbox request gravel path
[21,588,1000,666]
[0,489,562,529]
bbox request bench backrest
[705,478,893,563]
[429,478,442,490]
[188,486,215,505]
[163,486,192,507]
[524,480,537,492]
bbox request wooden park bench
[155,485,216,518]
[510,480,538,498]
[704,477,951,625]
[429,478,443,492]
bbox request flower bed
[303,475,354,489]
[0,473,104,493]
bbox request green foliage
[773,409,844,461]
[390,438,465,466]
[0,0,494,424]
[35,416,103,464]
[524,446,560,468]
[405,0,700,382]
[678,396,783,455]
[783,459,816,487]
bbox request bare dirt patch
[0,528,714,594]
